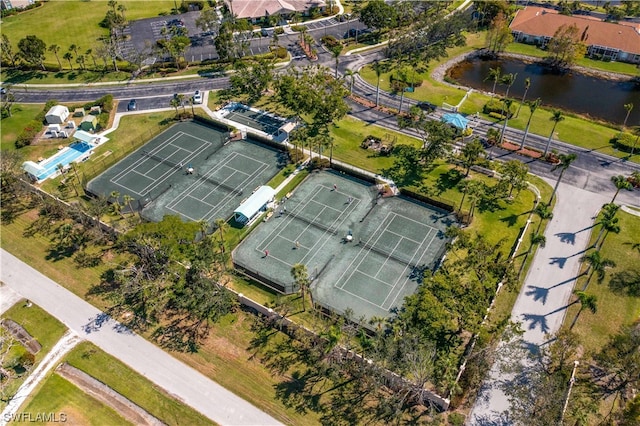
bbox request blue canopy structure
[441,113,469,130]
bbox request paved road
[468,182,610,424]
[0,250,282,426]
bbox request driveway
[468,181,610,424]
[0,250,282,426]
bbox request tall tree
[291,263,311,312]
[359,0,397,33]
[63,52,73,70]
[486,66,501,97]
[498,98,514,144]
[1,34,19,67]
[545,110,565,156]
[485,11,513,54]
[515,77,531,118]
[519,98,541,149]
[373,60,383,107]
[623,102,634,128]
[610,174,633,204]
[499,160,529,198]
[18,35,46,70]
[569,290,597,329]
[547,23,586,68]
[533,202,553,234]
[549,152,577,203]
[48,44,62,71]
[344,69,357,94]
[460,138,484,177]
[596,211,621,250]
[581,250,616,290]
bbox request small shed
[74,130,108,145]
[73,108,85,117]
[79,115,97,131]
[45,105,70,125]
[233,186,276,225]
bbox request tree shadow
[549,256,568,268]
[435,168,463,195]
[500,213,519,227]
[520,313,550,335]
[554,232,576,244]
[525,285,551,305]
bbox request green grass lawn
[16,374,131,426]
[1,1,176,71]
[64,342,214,426]
[0,302,68,411]
[0,104,44,151]
[565,210,640,355]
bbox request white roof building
[45,105,69,125]
[233,186,276,224]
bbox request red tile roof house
[509,6,640,64]
[225,0,326,22]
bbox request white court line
[382,226,436,309]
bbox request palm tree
[75,55,86,71]
[467,180,485,218]
[519,98,541,149]
[533,202,553,234]
[581,250,616,290]
[48,44,62,71]
[498,98,514,144]
[109,191,122,217]
[170,96,181,114]
[344,69,357,94]
[515,77,531,118]
[122,194,134,216]
[623,103,634,128]
[117,3,127,21]
[630,126,640,156]
[331,46,341,79]
[291,263,310,312]
[528,231,546,254]
[610,174,633,204]
[596,212,621,250]
[373,60,383,107]
[570,290,597,329]
[86,49,97,69]
[549,152,577,204]
[63,52,73,70]
[545,110,565,156]
[214,218,229,268]
[69,44,80,58]
[501,72,517,99]
[460,138,484,177]
[486,67,501,97]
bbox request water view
[448,57,640,125]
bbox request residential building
[509,6,640,64]
[1,0,33,11]
[224,0,326,22]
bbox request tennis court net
[142,151,182,169]
[285,211,338,235]
[358,240,418,269]
[194,172,243,195]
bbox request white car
[193,90,203,104]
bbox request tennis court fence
[285,210,338,235]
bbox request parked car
[0,87,6,95]
[127,99,137,111]
[416,101,437,112]
[193,90,202,104]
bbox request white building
[45,105,70,125]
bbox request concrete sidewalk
[469,181,610,423]
[0,249,282,426]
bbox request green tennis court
[232,170,457,323]
[220,103,287,135]
[86,121,285,223]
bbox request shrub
[290,25,307,33]
[611,132,638,152]
[274,27,285,35]
[308,157,330,170]
[489,112,505,120]
[15,120,41,148]
[321,35,340,48]
[273,46,287,59]
[483,99,515,118]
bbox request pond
[447,57,640,126]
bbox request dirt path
[56,363,165,426]
[0,331,80,426]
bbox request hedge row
[612,132,639,152]
[483,99,515,118]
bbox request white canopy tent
[233,186,276,225]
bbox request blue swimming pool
[31,141,93,181]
